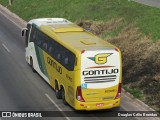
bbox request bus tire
[30,58,36,72]
[55,81,62,99]
[61,87,67,105]
[112,106,121,111]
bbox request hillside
[0,0,160,111]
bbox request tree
[9,0,13,5]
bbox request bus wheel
[30,58,36,72]
[55,81,62,99]
[61,87,67,105]
[113,106,121,111]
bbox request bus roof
[29,18,116,51]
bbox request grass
[0,0,160,41]
[101,20,127,39]
[107,24,160,111]
[123,86,144,100]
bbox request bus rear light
[115,48,119,52]
[81,50,85,54]
[76,86,85,102]
[115,83,122,99]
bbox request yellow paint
[33,19,122,110]
[95,53,112,64]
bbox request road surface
[0,5,159,120]
[134,0,160,8]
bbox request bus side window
[53,42,59,59]
[57,53,61,60]
[47,38,54,56]
[43,41,47,51]
[42,36,48,51]
[56,46,62,61]
[37,30,44,48]
[68,52,75,70]
[30,25,37,43]
[64,57,69,65]
[37,39,42,47]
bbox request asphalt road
[133,0,160,8]
[0,6,159,120]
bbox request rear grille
[84,75,116,83]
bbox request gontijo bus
[22,18,122,110]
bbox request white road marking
[2,43,10,53]
[0,10,22,29]
[45,93,71,120]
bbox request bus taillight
[76,86,85,102]
[115,48,119,52]
[81,50,85,54]
[115,83,122,99]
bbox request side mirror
[21,28,28,37]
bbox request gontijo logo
[88,53,112,64]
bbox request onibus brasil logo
[88,53,112,64]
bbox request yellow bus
[22,18,122,110]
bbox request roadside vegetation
[0,0,160,111]
[123,86,144,100]
[77,20,160,111]
[1,0,160,41]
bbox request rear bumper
[74,98,120,111]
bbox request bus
[22,18,122,110]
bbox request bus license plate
[96,103,104,107]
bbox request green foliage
[0,0,160,41]
[101,21,127,39]
[123,86,144,100]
